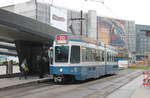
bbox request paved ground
[0,77,46,90]
[0,69,143,98]
[131,86,150,98]
[0,65,20,75]
[108,75,143,98]
[108,73,150,98]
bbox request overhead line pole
[81,10,83,36]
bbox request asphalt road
[0,69,143,98]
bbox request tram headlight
[59,68,63,72]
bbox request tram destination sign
[56,35,68,44]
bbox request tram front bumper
[50,66,80,75]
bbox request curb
[0,77,53,91]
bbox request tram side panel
[49,40,118,82]
[77,65,106,80]
[105,63,118,75]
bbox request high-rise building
[135,24,150,61]
[136,24,150,54]
[1,0,36,19]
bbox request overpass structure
[0,8,68,74]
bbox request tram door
[48,47,53,65]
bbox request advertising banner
[97,17,128,47]
[50,6,68,32]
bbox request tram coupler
[54,75,64,83]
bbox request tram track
[82,70,142,98]
[0,69,143,98]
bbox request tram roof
[55,34,117,52]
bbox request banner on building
[50,6,67,32]
[97,17,128,47]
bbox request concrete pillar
[15,40,51,75]
[6,60,13,75]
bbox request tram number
[56,35,68,44]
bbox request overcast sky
[0,0,150,25]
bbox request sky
[0,0,30,7]
[0,0,150,25]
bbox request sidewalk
[131,87,150,98]
[0,76,52,91]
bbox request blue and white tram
[49,39,118,83]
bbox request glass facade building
[136,24,150,54]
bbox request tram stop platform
[108,74,150,98]
[0,75,52,91]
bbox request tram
[48,35,118,83]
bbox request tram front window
[55,46,69,62]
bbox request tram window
[82,47,86,62]
[109,53,111,61]
[112,55,114,62]
[86,48,92,61]
[70,46,80,63]
[111,55,113,62]
[92,49,96,61]
[107,53,109,61]
[109,53,111,62]
[95,50,100,61]
[109,54,111,62]
[99,51,103,61]
[55,46,69,62]
[110,55,112,62]
[102,51,104,61]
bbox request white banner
[50,6,68,32]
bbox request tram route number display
[56,35,68,44]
